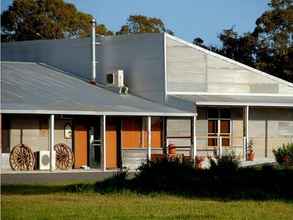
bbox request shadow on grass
[2,183,95,195]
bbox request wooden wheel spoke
[54,143,73,170]
[9,144,35,171]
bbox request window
[208,109,231,147]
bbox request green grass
[2,190,293,220]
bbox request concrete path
[1,170,120,185]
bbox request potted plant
[168,144,176,155]
[195,156,205,169]
[247,141,255,161]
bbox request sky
[1,0,269,46]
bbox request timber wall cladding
[166,36,293,95]
[121,117,163,149]
[7,116,72,152]
[122,117,142,148]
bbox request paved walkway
[1,169,122,185]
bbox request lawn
[2,191,293,220]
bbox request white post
[191,115,197,159]
[91,18,96,82]
[243,106,249,161]
[101,115,106,171]
[243,137,247,161]
[219,136,223,158]
[147,116,151,161]
[49,114,55,171]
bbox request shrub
[273,143,293,165]
[134,157,196,192]
[209,154,240,174]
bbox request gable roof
[1,62,193,116]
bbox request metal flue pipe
[91,18,96,83]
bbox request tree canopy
[116,15,173,35]
[193,0,293,82]
[1,0,94,41]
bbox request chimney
[90,18,96,85]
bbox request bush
[273,143,293,165]
[134,157,196,192]
[209,154,240,174]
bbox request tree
[1,0,93,41]
[116,15,173,35]
[253,0,293,81]
[193,37,204,46]
[96,24,113,36]
[218,28,257,67]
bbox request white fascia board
[196,102,293,107]
[167,91,293,97]
[0,109,195,117]
[165,33,293,88]
[163,32,168,103]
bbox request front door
[89,125,101,168]
[74,122,88,168]
[106,117,120,169]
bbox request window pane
[208,120,218,133]
[220,120,230,133]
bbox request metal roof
[1,62,194,116]
[172,94,293,107]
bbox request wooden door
[121,117,142,148]
[106,118,118,169]
[74,123,88,168]
[151,117,162,148]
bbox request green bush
[134,157,196,192]
[210,154,240,174]
[273,143,293,165]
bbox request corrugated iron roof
[1,62,194,116]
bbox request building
[1,28,293,172]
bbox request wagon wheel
[54,143,74,170]
[9,144,35,171]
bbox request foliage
[209,154,240,174]
[134,157,195,192]
[93,157,293,200]
[96,24,113,36]
[194,0,293,82]
[273,143,293,165]
[116,15,173,35]
[1,0,110,41]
